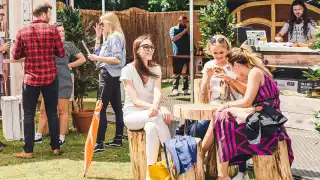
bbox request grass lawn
[0,90,131,180]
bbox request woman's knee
[144,123,158,137]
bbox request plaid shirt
[13,20,65,86]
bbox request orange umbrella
[83,87,104,177]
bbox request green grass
[0,95,131,179]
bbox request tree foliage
[199,0,238,48]
[148,0,189,12]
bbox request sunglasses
[140,44,155,51]
[210,37,225,44]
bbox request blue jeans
[188,119,247,173]
[188,120,210,139]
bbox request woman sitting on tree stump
[201,45,294,180]
[120,35,172,180]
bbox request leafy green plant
[148,0,189,12]
[57,6,98,112]
[199,0,239,48]
[302,66,320,98]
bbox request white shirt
[202,60,243,104]
[120,63,161,116]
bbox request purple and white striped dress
[214,72,294,165]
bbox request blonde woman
[88,12,126,152]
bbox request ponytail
[228,45,272,77]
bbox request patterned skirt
[214,111,294,165]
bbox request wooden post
[166,138,205,180]
[253,141,293,180]
[128,130,147,180]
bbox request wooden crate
[1,95,24,141]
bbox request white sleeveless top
[202,60,243,104]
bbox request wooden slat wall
[78,8,201,78]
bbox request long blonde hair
[100,12,124,38]
[204,34,231,56]
[227,45,272,77]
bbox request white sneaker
[232,172,244,180]
[172,89,179,96]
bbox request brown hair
[133,35,159,84]
[204,34,231,56]
[33,2,52,17]
[227,45,272,77]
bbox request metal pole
[102,0,105,15]
[189,0,194,103]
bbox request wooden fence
[78,8,202,78]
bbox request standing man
[0,4,10,149]
[275,0,317,46]
[13,2,65,158]
[169,16,190,96]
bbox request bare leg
[58,99,69,136]
[201,117,215,157]
[217,145,229,180]
[37,99,48,135]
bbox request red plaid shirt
[13,20,65,86]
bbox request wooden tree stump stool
[166,138,205,180]
[128,129,147,180]
[253,140,293,180]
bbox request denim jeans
[172,75,189,91]
[23,77,60,153]
[188,120,210,139]
[96,69,124,143]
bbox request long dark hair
[288,0,315,40]
[133,35,159,85]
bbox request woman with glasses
[121,35,172,180]
[88,12,126,152]
[195,35,249,180]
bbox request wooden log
[215,144,238,178]
[166,138,205,180]
[206,144,217,176]
[194,78,210,104]
[128,130,147,180]
[253,140,293,180]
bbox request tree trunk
[253,141,293,180]
[166,138,205,180]
[128,130,147,180]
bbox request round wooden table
[173,103,219,121]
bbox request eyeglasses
[210,37,225,44]
[140,44,155,51]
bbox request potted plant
[57,5,97,133]
[302,66,320,98]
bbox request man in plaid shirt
[13,2,65,158]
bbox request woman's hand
[148,104,158,118]
[160,106,172,125]
[94,23,103,38]
[217,103,229,111]
[214,73,235,84]
[88,54,99,61]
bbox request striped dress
[214,72,294,165]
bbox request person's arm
[53,28,65,58]
[122,79,152,109]
[13,30,25,60]
[275,23,289,42]
[224,68,263,108]
[88,34,123,65]
[68,53,86,68]
[152,66,162,109]
[67,42,86,68]
[228,78,247,95]
[170,27,188,42]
